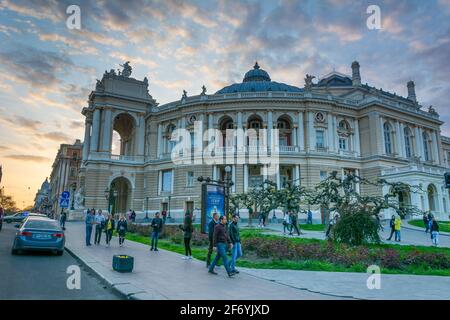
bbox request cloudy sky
[0,0,449,208]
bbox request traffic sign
[60,191,70,208]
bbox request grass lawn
[299,224,326,231]
[408,220,450,233]
[123,228,450,276]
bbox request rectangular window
[316,130,324,149]
[187,171,194,187]
[320,171,328,181]
[161,170,173,192]
[339,138,347,150]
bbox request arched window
[277,117,292,146]
[423,132,431,162]
[338,120,350,151]
[404,127,412,158]
[166,124,177,153]
[383,122,393,155]
[427,184,437,212]
[220,117,234,147]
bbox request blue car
[11,216,65,256]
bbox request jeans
[184,237,192,256]
[85,225,92,245]
[94,226,103,244]
[209,242,231,275]
[206,240,214,266]
[230,242,242,272]
[151,231,159,249]
[395,230,401,241]
[60,218,66,228]
[105,229,113,244]
[432,231,439,245]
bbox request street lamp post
[168,195,172,221]
[224,165,232,220]
[145,197,149,220]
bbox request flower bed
[241,236,450,271]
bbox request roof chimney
[407,80,416,102]
[351,61,361,86]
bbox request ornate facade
[76,62,450,221]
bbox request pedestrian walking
[161,209,167,224]
[307,209,313,225]
[117,214,128,247]
[180,211,193,259]
[282,212,291,234]
[258,211,264,227]
[423,213,430,233]
[229,214,242,274]
[428,216,434,239]
[208,215,234,277]
[431,217,440,246]
[326,213,338,239]
[130,210,136,223]
[94,209,105,245]
[60,209,67,230]
[289,212,300,236]
[206,212,219,268]
[394,215,402,242]
[150,212,163,251]
[104,213,115,246]
[85,209,95,246]
[386,215,396,241]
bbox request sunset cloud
[3,154,51,163]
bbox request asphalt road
[0,223,122,300]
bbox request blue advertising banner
[201,183,225,233]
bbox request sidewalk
[63,222,336,300]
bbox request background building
[75,62,450,221]
[49,139,82,218]
[33,178,51,214]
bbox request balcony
[87,152,144,163]
[381,164,447,177]
[279,145,297,153]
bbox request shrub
[332,210,381,246]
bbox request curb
[64,246,152,300]
[402,224,450,237]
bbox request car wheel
[56,250,64,256]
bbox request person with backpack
[289,211,301,236]
[94,209,105,245]
[116,214,128,247]
[104,213,115,246]
[386,215,396,241]
[180,211,193,259]
[150,212,163,251]
[431,217,440,246]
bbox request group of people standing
[206,213,242,277]
[85,209,128,247]
[387,215,403,242]
[282,212,301,236]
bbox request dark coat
[117,219,127,234]
[151,217,163,233]
[213,223,230,246]
[229,221,240,244]
[208,219,217,241]
[180,215,193,238]
[431,221,440,232]
[104,218,115,232]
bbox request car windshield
[24,219,59,230]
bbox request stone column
[243,164,248,192]
[276,166,281,189]
[82,118,91,162]
[101,107,112,153]
[379,115,386,155]
[137,115,146,156]
[295,165,300,186]
[90,108,101,152]
[327,113,334,152]
[431,130,440,165]
[354,118,360,156]
[307,111,315,151]
[333,116,339,151]
[292,125,298,150]
[232,165,236,193]
[395,121,403,158]
[268,111,273,149]
[157,124,162,158]
[399,122,405,158]
[297,112,304,151]
[415,126,423,160]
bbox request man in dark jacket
[229,214,242,274]
[206,212,219,268]
[150,212,163,251]
[208,215,234,277]
[386,215,396,241]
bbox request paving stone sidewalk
[63,222,335,300]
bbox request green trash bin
[112,255,134,272]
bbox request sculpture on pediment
[428,105,438,116]
[143,77,148,85]
[95,79,105,92]
[201,85,207,95]
[304,74,316,91]
[119,61,132,77]
[182,90,188,99]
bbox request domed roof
[216,62,303,94]
[243,62,271,82]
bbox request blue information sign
[60,191,70,208]
[202,184,225,233]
